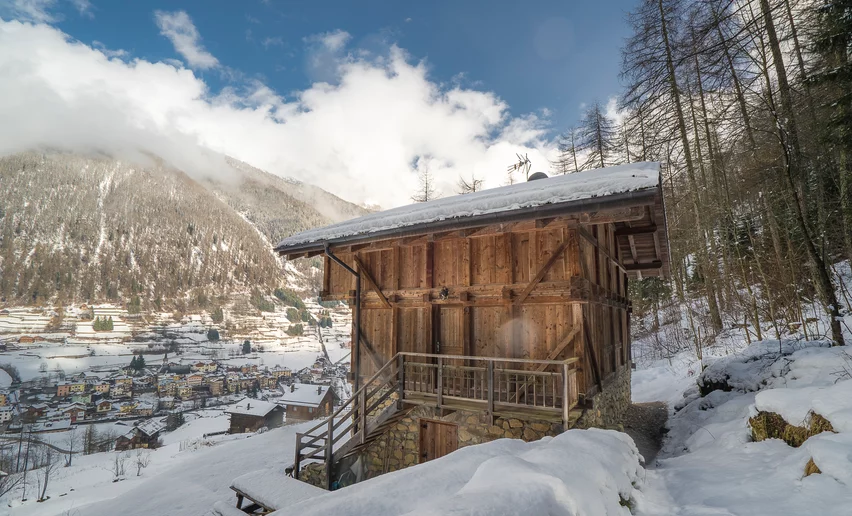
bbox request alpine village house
[274,162,670,489]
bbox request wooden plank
[353,255,392,309]
[513,239,571,305]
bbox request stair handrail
[298,351,402,439]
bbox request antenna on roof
[507,153,532,182]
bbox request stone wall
[359,405,564,479]
[299,463,326,489]
[574,365,631,430]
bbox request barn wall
[323,221,630,397]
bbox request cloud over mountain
[0,16,556,208]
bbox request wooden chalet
[280,383,335,422]
[226,398,285,434]
[274,162,670,489]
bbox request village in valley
[0,292,351,478]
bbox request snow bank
[697,340,832,394]
[636,339,852,515]
[277,429,643,516]
[755,379,852,432]
[277,162,660,248]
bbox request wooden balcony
[292,352,579,489]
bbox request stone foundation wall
[359,405,564,479]
[574,365,631,430]
[299,463,326,489]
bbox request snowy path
[631,341,852,516]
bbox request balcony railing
[292,351,579,489]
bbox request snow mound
[755,378,852,432]
[697,340,832,395]
[278,429,642,516]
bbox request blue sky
[50,0,636,133]
[0,0,637,207]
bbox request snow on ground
[0,367,11,387]
[5,420,320,516]
[633,337,852,516]
[278,429,643,516]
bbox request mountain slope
[0,151,365,307]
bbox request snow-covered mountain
[0,151,367,307]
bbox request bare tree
[410,167,440,203]
[578,101,618,170]
[134,449,151,477]
[551,126,581,174]
[35,446,58,502]
[456,173,483,194]
[64,426,79,466]
[108,451,128,482]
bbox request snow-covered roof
[226,398,282,417]
[280,384,331,408]
[275,162,661,253]
[136,417,166,437]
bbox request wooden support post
[359,389,367,445]
[487,360,494,415]
[436,356,443,408]
[325,417,333,490]
[397,354,405,408]
[293,433,302,480]
[353,255,392,309]
[562,363,571,427]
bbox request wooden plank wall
[323,221,629,394]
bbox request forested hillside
[0,151,365,308]
[553,0,852,346]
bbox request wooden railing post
[359,388,367,445]
[293,433,302,480]
[562,363,570,427]
[487,360,494,415]
[325,418,333,489]
[397,354,405,407]
[436,356,443,408]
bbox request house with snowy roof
[225,398,284,434]
[274,162,671,489]
[280,384,335,422]
[115,417,166,450]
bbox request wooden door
[437,306,464,356]
[418,419,458,463]
[437,306,466,396]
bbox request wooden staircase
[292,352,580,489]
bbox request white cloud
[69,0,92,17]
[0,0,58,22]
[0,19,557,208]
[0,0,92,22]
[307,29,351,52]
[261,36,283,49]
[154,10,219,70]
